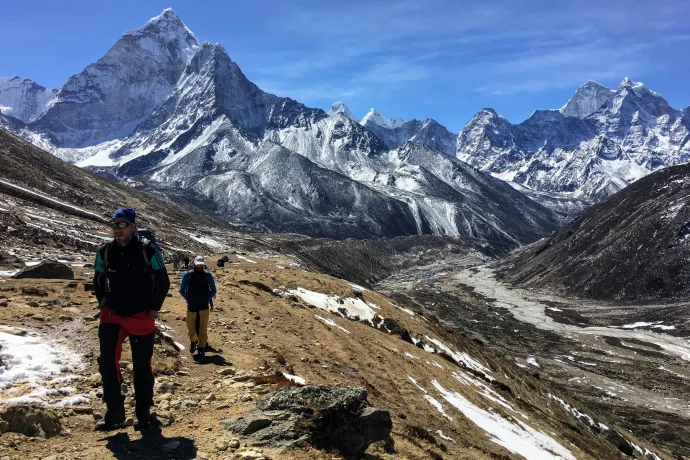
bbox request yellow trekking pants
[186,309,209,348]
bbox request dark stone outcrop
[224,385,392,458]
[13,260,74,280]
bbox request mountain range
[332,78,690,217]
[2,8,688,241]
[0,9,559,246]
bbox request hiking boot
[133,409,150,431]
[196,348,205,360]
[95,403,126,431]
[190,341,197,354]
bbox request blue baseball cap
[111,208,136,222]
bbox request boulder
[13,260,74,280]
[224,385,392,458]
[0,405,62,438]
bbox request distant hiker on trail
[179,256,217,359]
[183,256,190,269]
[93,208,170,431]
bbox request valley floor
[378,262,690,457]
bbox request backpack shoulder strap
[139,238,154,271]
[101,242,114,270]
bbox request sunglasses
[109,222,132,229]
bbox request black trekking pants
[97,308,155,414]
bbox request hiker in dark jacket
[93,208,170,431]
[179,256,217,359]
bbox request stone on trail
[224,385,392,458]
[13,260,74,280]
[0,405,62,438]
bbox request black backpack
[136,228,163,255]
[99,237,157,305]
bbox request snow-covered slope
[0,77,56,122]
[457,79,690,208]
[30,8,200,148]
[359,108,457,156]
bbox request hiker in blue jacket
[179,256,217,359]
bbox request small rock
[218,368,236,376]
[124,417,133,427]
[155,411,174,427]
[119,361,131,369]
[72,407,93,415]
[86,373,101,387]
[230,439,240,449]
[92,413,103,421]
[58,315,73,321]
[206,393,217,402]
[177,370,189,376]
[157,381,174,394]
[0,299,8,308]
[27,301,40,308]
[197,452,208,460]
[215,439,230,451]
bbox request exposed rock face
[0,405,62,438]
[225,385,392,458]
[0,77,56,123]
[13,260,74,280]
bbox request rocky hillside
[496,161,690,300]
[0,128,238,259]
[0,244,664,459]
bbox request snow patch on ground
[425,336,492,376]
[282,373,306,385]
[281,287,377,323]
[314,315,351,334]
[434,381,576,459]
[0,329,87,406]
[526,357,540,368]
[436,430,455,442]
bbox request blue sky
[2,0,689,130]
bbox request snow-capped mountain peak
[124,8,199,63]
[0,76,56,123]
[327,101,356,121]
[560,80,614,119]
[30,8,201,148]
[361,108,405,129]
